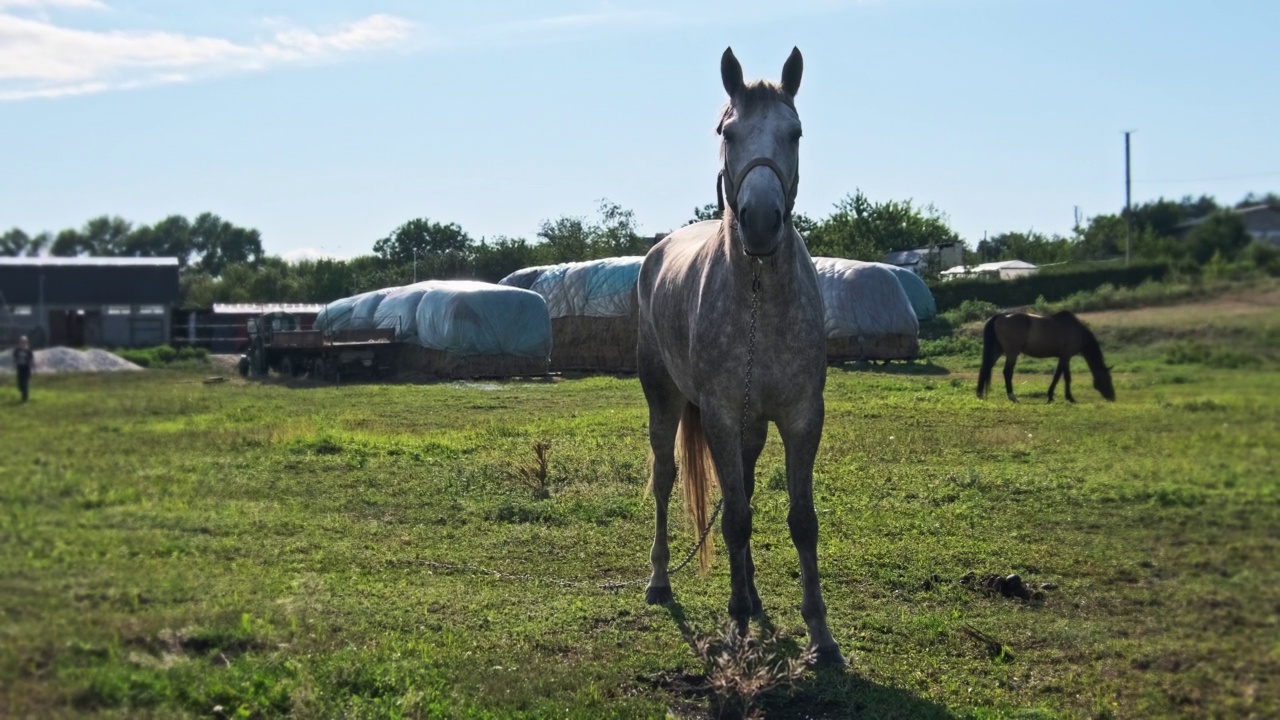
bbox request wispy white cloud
[0,0,106,8]
[0,4,413,102]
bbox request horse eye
[789,129,802,143]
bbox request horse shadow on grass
[649,602,956,719]
[829,359,953,377]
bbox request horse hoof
[1007,394,1019,403]
[645,585,673,605]
[811,644,847,669]
[751,598,763,617]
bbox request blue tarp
[812,257,920,340]
[315,281,552,358]
[502,257,644,318]
[867,262,937,320]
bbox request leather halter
[716,156,799,221]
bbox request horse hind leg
[1003,353,1019,403]
[1047,358,1067,403]
[1062,361,1075,403]
[639,350,685,605]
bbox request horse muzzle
[736,199,784,257]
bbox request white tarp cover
[812,257,920,340]
[511,257,644,319]
[865,261,937,320]
[314,281,552,358]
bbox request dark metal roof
[0,257,181,305]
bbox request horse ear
[781,46,803,98]
[721,47,744,98]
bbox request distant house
[1175,204,1280,245]
[0,256,180,348]
[882,242,965,276]
[940,260,1040,282]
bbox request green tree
[806,190,961,264]
[536,216,593,264]
[373,219,471,280]
[0,228,49,256]
[50,215,132,256]
[686,203,722,225]
[1182,211,1251,264]
[122,215,195,266]
[190,212,264,276]
[471,236,539,283]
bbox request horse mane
[1054,310,1106,366]
[717,80,796,132]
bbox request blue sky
[2,0,1277,260]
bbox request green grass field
[2,286,1277,718]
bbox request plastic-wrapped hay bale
[812,257,921,361]
[411,281,551,357]
[527,257,643,319]
[497,266,549,291]
[508,257,644,372]
[373,283,436,342]
[865,261,937,321]
[350,287,400,330]
[314,295,358,334]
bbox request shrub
[929,262,1170,312]
[113,345,210,369]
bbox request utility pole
[1124,131,1133,266]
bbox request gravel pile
[0,346,143,374]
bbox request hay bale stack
[812,257,921,362]
[500,257,643,373]
[316,280,552,379]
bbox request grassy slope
[1,287,1277,719]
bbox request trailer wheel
[280,356,296,377]
[311,358,327,382]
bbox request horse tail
[676,402,716,573]
[977,315,1002,398]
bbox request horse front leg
[1063,361,1075,403]
[778,403,844,668]
[701,407,754,636]
[741,421,769,616]
[1003,353,1019,403]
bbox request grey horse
[637,47,844,667]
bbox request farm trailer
[238,311,397,382]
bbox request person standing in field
[13,335,33,402]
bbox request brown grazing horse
[976,311,1115,403]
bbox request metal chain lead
[413,258,764,593]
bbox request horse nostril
[771,209,782,232]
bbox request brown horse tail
[976,315,1001,398]
[675,403,716,573]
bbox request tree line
[3,191,1275,308]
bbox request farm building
[499,257,644,373]
[940,259,1039,281]
[812,257,921,361]
[1175,203,1280,245]
[0,256,180,349]
[882,242,965,277]
[314,280,552,378]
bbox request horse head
[1095,365,1117,401]
[717,47,804,257]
